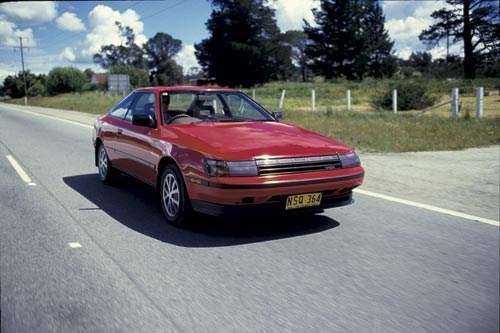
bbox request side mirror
[132,114,156,128]
[272,111,283,120]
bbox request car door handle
[117,128,123,135]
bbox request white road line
[354,188,499,227]
[2,105,93,129]
[6,155,36,186]
[68,242,82,248]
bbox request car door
[118,91,161,186]
[100,92,137,168]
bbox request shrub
[27,81,46,96]
[46,67,89,95]
[372,80,438,111]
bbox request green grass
[4,79,500,152]
[6,91,123,114]
[282,109,499,152]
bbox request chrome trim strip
[109,147,156,170]
[208,171,364,189]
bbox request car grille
[256,155,341,176]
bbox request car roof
[134,86,238,93]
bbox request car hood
[162,121,353,160]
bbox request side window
[125,92,156,122]
[108,92,136,119]
[226,94,262,119]
[162,92,197,123]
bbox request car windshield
[161,91,274,125]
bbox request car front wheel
[97,144,119,184]
[160,164,191,226]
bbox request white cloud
[271,0,456,60]
[385,16,432,51]
[0,1,57,24]
[59,47,76,62]
[383,1,422,20]
[174,44,199,73]
[56,12,85,32]
[77,5,147,62]
[384,0,456,59]
[0,66,17,83]
[272,0,316,31]
[0,20,36,47]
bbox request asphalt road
[1,103,498,333]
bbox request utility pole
[14,37,29,105]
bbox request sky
[0,0,464,82]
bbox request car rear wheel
[97,144,119,184]
[160,164,191,227]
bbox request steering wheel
[166,114,191,125]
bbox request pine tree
[304,0,395,80]
[282,30,310,81]
[364,0,397,78]
[419,0,500,79]
[304,0,358,79]
[195,0,293,87]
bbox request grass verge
[6,92,123,115]
[282,109,499,152]
[3,80,500,152]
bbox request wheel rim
[162,173,180,218]
[98,146,108,179]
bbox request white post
[346,90,351,112]
[476,87,483,119]
[279,89,286,109]
[392,89,397,114]
[252,89,255,100]
[311,89,316,112]
[451,88,459,118]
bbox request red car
[93,86,364,226]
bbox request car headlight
[339,152,360,168]
[205,159,259,177]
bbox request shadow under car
[63,173,340,248]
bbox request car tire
[160,164,191,227]
[97,144,120,184]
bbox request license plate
[285,192,322,210]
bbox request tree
[46,67,89,95]
[408,51,433,74]
[304,0,395,80]
[195,0,293,87]
[1,71,46,98]
[84,68,94,80]
[364,0,397,78]
[144,32,183,85]
[149,59,183,86]
[93,22,144,70]
[419,0,500,79]
[1,74,24,98]
[282,30,310,81]
[304,0,355,79]
[27,81,46,96]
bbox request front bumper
[185,167,364,218]
[191,192,353,218]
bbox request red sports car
[93,86,364,226]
